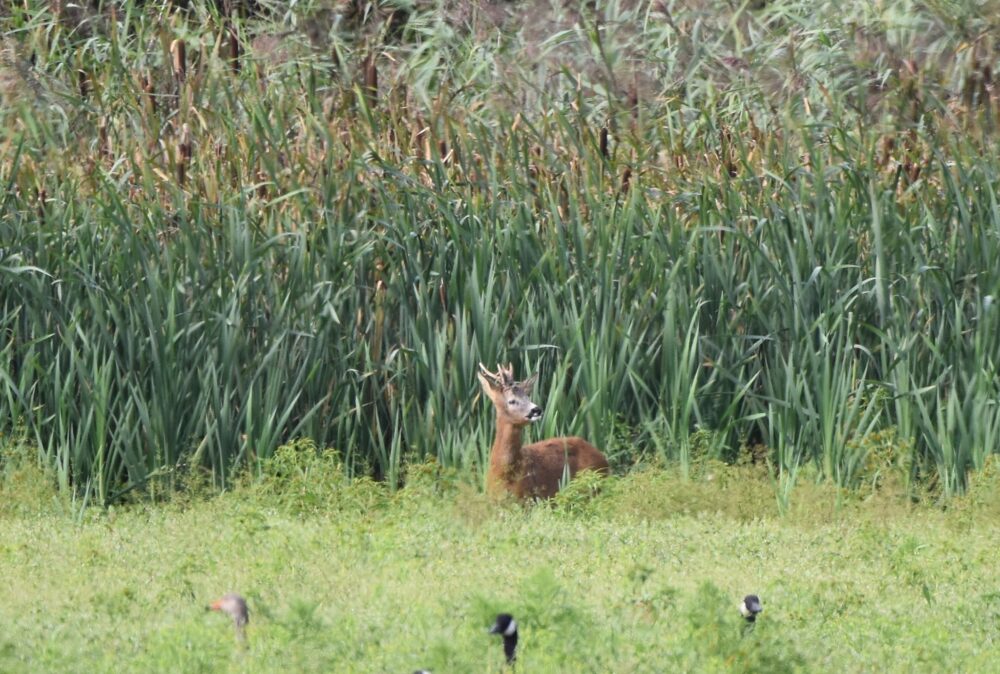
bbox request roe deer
[477,363,609,499]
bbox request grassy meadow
[2,450,1000,673]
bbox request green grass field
[3,451,1000,673]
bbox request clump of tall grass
[1,0,999,504]
[0,436,67,517]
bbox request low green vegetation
[2,0,1000,503]
[1,448,1000,673]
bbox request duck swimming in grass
[489,613,519,664]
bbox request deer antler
[478,362,501,386]
[478,362,516,389]
[497,363,516,387]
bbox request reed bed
[1,0,999,504]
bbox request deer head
[477,362,542,427]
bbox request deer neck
[490,417,525,473]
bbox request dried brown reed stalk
[878,135,895,169]
[171,39,187,85]
[98,117,110,160]
[225,21,241,74]
[177,123,193,186]
[362,52,378,110]
[77,69,90,98]
[620,166,632,196]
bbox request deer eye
[508,399,516,405]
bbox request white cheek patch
[504,619,517,637]
[739,601,750,617]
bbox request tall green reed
[1,0,999,504]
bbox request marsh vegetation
[2,0,1000,503]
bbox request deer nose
[527,406,543,420]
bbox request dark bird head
[739,594,763,622]
[488,613,518,663]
